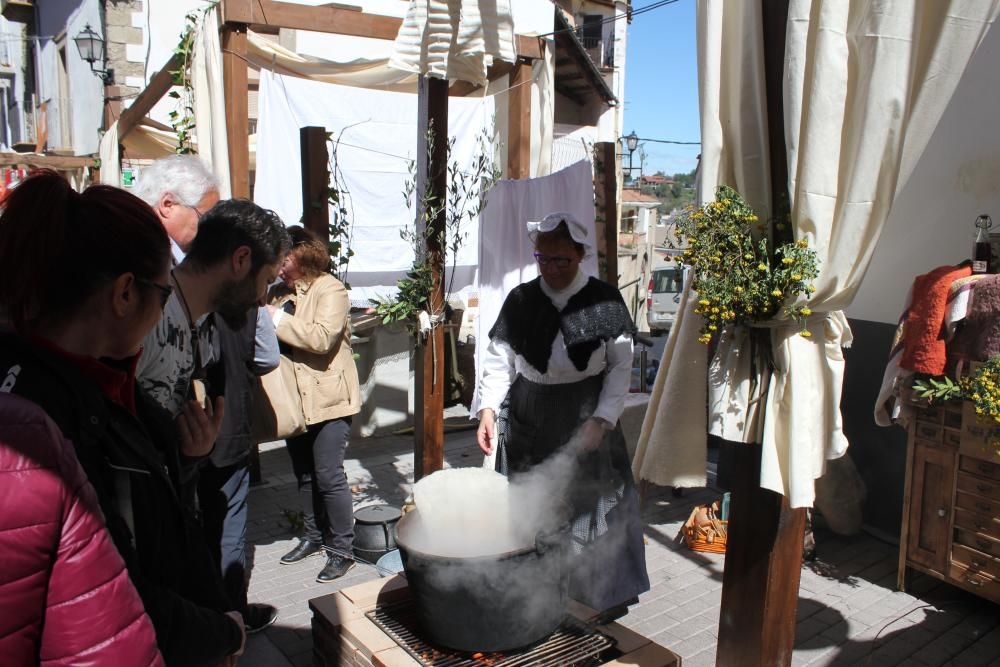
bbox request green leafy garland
[672,185,820,344]
[167,7,209,154]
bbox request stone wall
[104,0,145,99]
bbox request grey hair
[133,155,220,207]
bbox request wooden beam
[300,127,330,243]
[0,153,97,170]
[221,0,542,58]
[413,76,449,481]
[715,2,799,666]
[506,59,532,180]
[222,0,401,39]
[118,53,181,141]
[222,24,251,198]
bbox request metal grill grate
[366,601,617,667]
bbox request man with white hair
[136,156,280,634]
[134,154,222,264]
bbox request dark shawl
[488,276,636,374]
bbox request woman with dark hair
[0,171,245,666]
[266,225,361,583]
[476,212,650,623]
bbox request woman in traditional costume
[476,212,649,622]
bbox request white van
[646,266,686,336]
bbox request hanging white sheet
[471,159,598,414]
[254,70,495,302]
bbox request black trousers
[198,462,250,612]
[285,417,354,555]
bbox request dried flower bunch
[672,185,820,343]
[960,357,1000,452]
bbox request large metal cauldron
[395,510,571,653]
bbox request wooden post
[222,23,250,198]
[413,76,449,480]
[506,58,532,179]
[601,142,619,285]
[300,126,330,244]
[715,2,800,666]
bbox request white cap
[526,212,593,256]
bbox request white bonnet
[526,212,593,255]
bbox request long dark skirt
[495,374,650,612]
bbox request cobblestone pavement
[239,429,1000,667]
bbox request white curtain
[633,0,770,488]
[192,5,231,198]
[636,0,1000,508]
[390,0,516,85]
[98,121,120,186]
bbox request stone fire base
[309,576,681,666]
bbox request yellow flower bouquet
[960,357,1000,453]
[672,185,819,344]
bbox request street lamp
[73,24,113,84]
[621,130,641,179]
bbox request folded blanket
[900,263,973,375]
[951,274,1000,363]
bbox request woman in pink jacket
[0,393,162,666]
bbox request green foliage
[673,185,820,343]
[168,5,214,154]
[913,375,962,403]
[373,122,500,330]
[325,131,355,285]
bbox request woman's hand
[477,409,496,455]
[177,396,225,458]
[577,417,607,453]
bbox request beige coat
[270,274,360,424]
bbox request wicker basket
[683,501,728,554]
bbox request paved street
[240,426,1000,667]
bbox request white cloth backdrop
[635,0,1000,508]
[254,70,495,302]
[471,160,598,414]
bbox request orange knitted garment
[899,264,973,375]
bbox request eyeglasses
[137,278,174,309]
[533,252,574,268]
[184,204,208,222]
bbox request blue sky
[622,0,701,177]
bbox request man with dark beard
[138,195,290,636]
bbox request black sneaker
[280,539,323,564]
[244,603,278,634]
[316,555,355,583]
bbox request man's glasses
[533,252,573,268]
[138,278,174,309]
[185,204,208,221]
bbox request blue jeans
[198,462,250,612]
[286,418,354,556]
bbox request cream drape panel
[98,121,120,186]
[245,32,418,91]
[632,0,770,487]
[390,0,516,85]
[192,5,231,198]
[635,0,1000,508]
